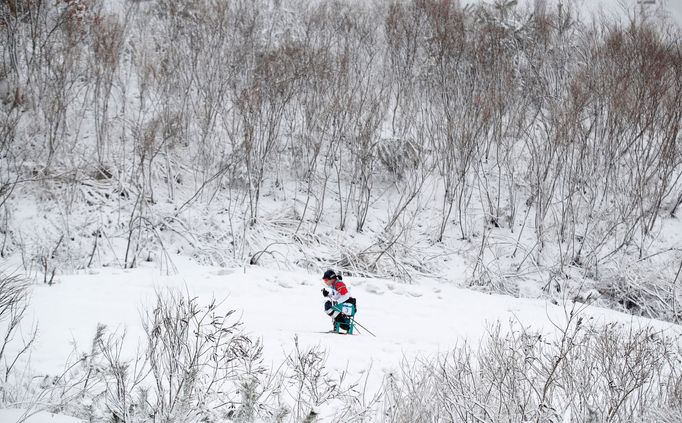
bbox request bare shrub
[279,335,361,422]
[597,257,682,323]
[382,306,682,422]
[0,271,35,400]
[141,290,247,422]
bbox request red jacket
[330,280,351,303]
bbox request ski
[314,330,353,335]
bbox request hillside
[0,0,682,421]
[2,0,681,322]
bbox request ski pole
[353,319,376,337]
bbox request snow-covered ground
[2,258,679,421]
[0,409,81,423]
[1,0,681,421]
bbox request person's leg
[335,314,350,332]
[325,301,339,330]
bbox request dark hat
[322,269,337,280]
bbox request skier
[321,269,357,332]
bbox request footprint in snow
[394,289,422,297]
[278,280,293,288]
[365,283,383,294]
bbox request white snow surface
[1,1,681,421]
[0,409,81,423]
[2,258,679,422]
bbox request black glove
[322,288,329,297]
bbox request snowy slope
[0,409,81,423]
[1,0,681,421]
[4,259,679,420]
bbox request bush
[382,309,682,422]
[0,271,35,405]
